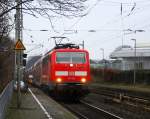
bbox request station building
[90,59,110,69]
[109,45,150,71]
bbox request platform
[5,87,78,119]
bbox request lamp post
[125,29,145,34]
[100,48,105,80]
[131,39,136,84]
[100,48,104,60]
[130,29,145,85]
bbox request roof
[98,59,110,63]
[54,48,88,52]
[110,45,150,58]
[45,43,85,55]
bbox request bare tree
[0,0,88,91]
[0,0,15,39]
[31,0,87,16]
[0,0,88,18]
[0,0,88,36]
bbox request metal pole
[102,49,104,60]
[82,40,84,49]
[130,30,145,84]
[15,0,22,108]
[121,3,124,47]
[131,39,136,85]
[100,48,105,80]
[134,39,136,84]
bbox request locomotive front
[51,48,91,97]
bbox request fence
[0,81,13,119]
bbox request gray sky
[13,0,150,60]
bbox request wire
[98,1,150,29]
[58,0,103,43]
[23,28,124,32]
[102,0,150,5]
[90,1,150,40]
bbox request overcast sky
[13,0,150,60]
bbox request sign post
[14,39,26,108]
[15,0,24,108]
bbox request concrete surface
[5,87,78,119]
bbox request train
[26,43,91,99]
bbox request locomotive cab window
[56,52,86,63]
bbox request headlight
[56,78,62,83]
[81,78,86,83]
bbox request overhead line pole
[130,29,145,85]
[15,0,23,108]
[121,3,124,47]
[131,39,136,85]
[100,48,105,80]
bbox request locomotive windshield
[56,52,86,63]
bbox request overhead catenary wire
[102,0,150,5]
[58,0,103,44]
[97,0,150,29]
[70,0,149,46]
[86,1,150,44]
[23,0,150,59]
[23,0,149,44]
[23,28,124,32]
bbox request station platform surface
[5,87,78,119]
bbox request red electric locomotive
[28,43,91,98]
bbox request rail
[80,100,123,119]
[92,89,150,111]
[0,81,13,119]
[60,101,123,119]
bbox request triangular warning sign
[14,39,26,50]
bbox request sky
[12,0,150,60]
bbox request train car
[28,43,91,98]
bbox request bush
[90,67,150,85]
[0,37,15,93]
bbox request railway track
[60,100,123,119]
[91,88,150,111]
[39,85,150,119]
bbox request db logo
[69,71,75,76]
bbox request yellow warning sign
[14,39,26,50]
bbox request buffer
[14,39,26,50]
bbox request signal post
[15,0,25,108]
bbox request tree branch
[0,0,33,18]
